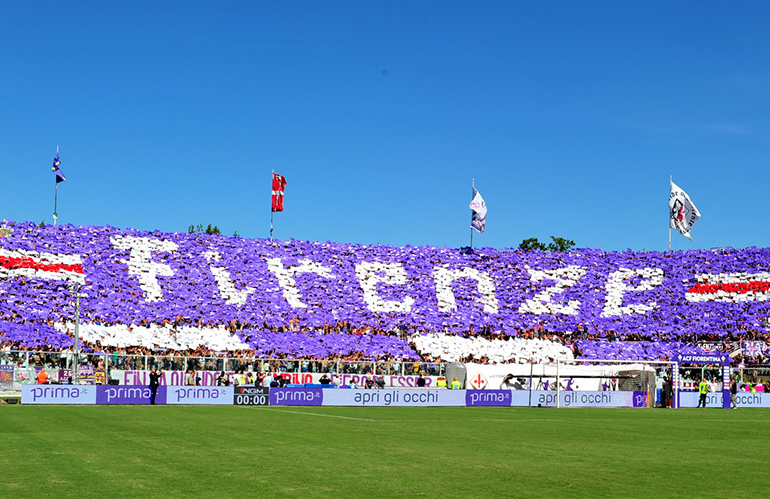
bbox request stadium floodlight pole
[53,145,59,226]
[668,175,674,251]
[70,282,87,384]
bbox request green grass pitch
[0,405,767,499]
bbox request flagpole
[270,170,274,242]
[53,145,59,226]
[668,175,674,251]
[53,184,58,226]
[470,178,474,249]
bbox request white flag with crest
[669,180,701,241]
[470,187,487,233]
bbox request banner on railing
[741,341,768,357]
[0,365,13,390]
[111,370,440,388]
[58,365,95,384]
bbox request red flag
[272,173,287,212]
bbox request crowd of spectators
[1,220,770,366]
[2,319,769,367]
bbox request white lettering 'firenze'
[602,267,664,317]
[518,265,586,315]
[355,261,415,313]
[111,236,178,302]
[433,266,499,314]
[266,258,335,309]
[203,251,255,306]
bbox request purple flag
[52,154,66,183]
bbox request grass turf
[0,405,767,499]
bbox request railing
[0,350,447,386]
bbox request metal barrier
[0,350,447,389]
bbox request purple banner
[336,374,438,388]
[741,341,768,357]
[465,390,512,406]
[96,385,166,405]
[269,387,324,406]
[632,391,648,408]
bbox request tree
[519,237,548,252]
[547,236,575,252]
[188,224,223,236]
[518,236,575,252]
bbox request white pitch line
[257,407,376,421]
[375,419,507,423]
[253,408,768,424]
[365,417,770,423]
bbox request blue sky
[2,2,769,252]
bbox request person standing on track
[696,378,709,408]
[730,378,738,409]
[149,367,163,405]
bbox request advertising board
[96,386,164,405]
[269,387,324,406]
[526,390,648,408]
[22,385,97,404]
[165,386,233,405]
[267,388,468,407]
[678,391,770,408]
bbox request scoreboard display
[233,386,269,405]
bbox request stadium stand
[1,220,770,365]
